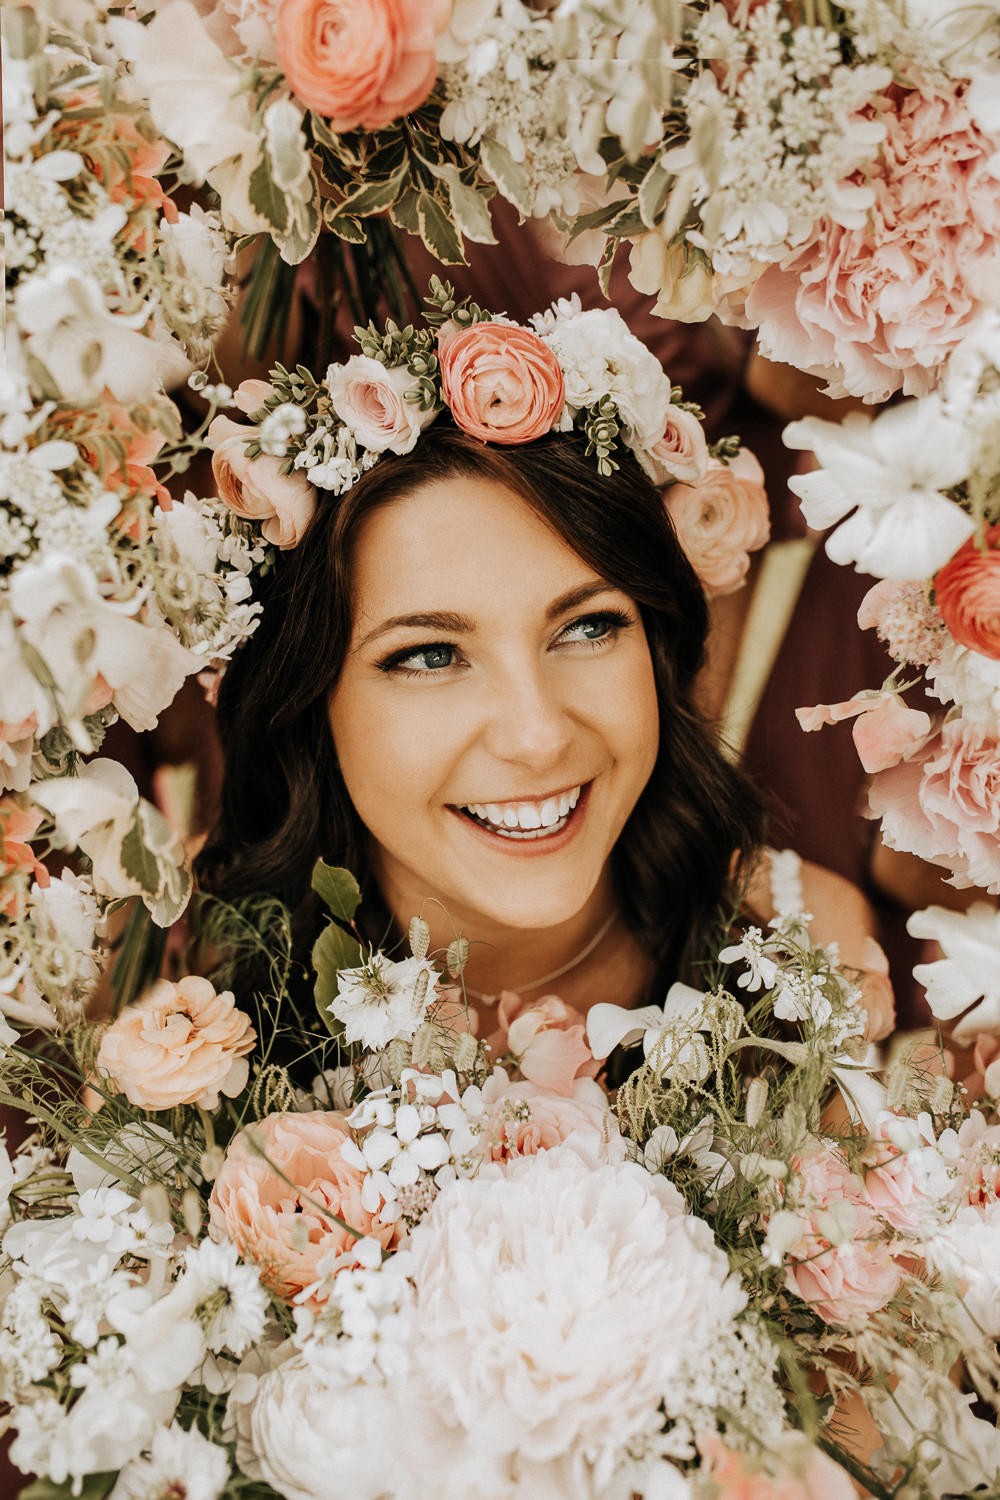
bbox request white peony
[923,1199,1000,1342]
[907,903,1000,1041]
[784,398,975,579]
[230,1354,404,1500]
[401,1147,746,1499]
[534,304,671,450]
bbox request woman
[198,292,893,1041]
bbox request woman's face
[328,473,660,938]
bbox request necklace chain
[464,910,619,1005]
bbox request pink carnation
[783,1141,901,1326]
[208,413,317,549]
[664,449,770,597]
[486,992,598,1097]
[209,1111,400,1303]
[867,716,1000,893]
[746,86,1000,402]
[439,322,565,445]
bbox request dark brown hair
[198,424,766,997]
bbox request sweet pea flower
[795,690,932,773]
[487,992,598,1096]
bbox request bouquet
[4,857,1000,1498]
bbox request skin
[327,475,660,1003]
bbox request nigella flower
[330,953,439,1050]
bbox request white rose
[327,356,435,455]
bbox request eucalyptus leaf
[311,861,361,922]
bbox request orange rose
[439,322,565,445]
[276,0,450,129]
[935,523,1000,660]
[209,1111,400,1302]
[96,976,256,1111]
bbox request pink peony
[796,690,933,773]
[209,1111,400,1302]
[663,449,770,597]
[782,1140,901,1326]
[438,322,565,445]
[746,87,1000,402]
[208,413,317,548]
[276,0,449,130]
[935,524,1000,661]
[636,403,710,487]
[96,976,256,1111]
[486,992,598,1097]
[327,354,435,454]
[477,1071,623,1165]
[867,716,1000,893]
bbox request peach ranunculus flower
[781,1139,901,1326]
[698,1432,856,1499]
[439,322,566,445]
[745,86,1000,403]
[209,1110,400,1301]
[636,403,710,487]
[795,689,933,774]
[96,976,256,1111]
[328,355,436,454]
[867,716,1000,894]
[486,992,599,1097]
[935,523,1000,661]
[207,414,317,548]
[663,448,770,597]
[276,0,450,130]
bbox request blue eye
[379,643,458,675]
[558,610,633,646]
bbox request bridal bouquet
[790,316,1000,896]
[4,858,1000,1500]
[1,1,261,1030]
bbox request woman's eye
[558,610,633,647]
[379,643,459,675]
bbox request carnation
[402,1148,747,1496]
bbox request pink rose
[276,0,449,130]
[935,524,1000,661]
[209,1110,400,1303]
[636,403,710,486]
[208,413,317,549]
[795,690,932,773]
[439,322,565,445]
[327,354,434,454]
[96,976,256,1111]
[861,1111,940,1234]
[782,1140,901,1326]
[699,1433,855,1500]
[233,378,274,416]
[478,1071,623,1165]
[663,449,770,597]
[487,992,598,1097]
[746,87,1000,402]
[867,716,1000,893]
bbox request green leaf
[277,189,321,266]
[478,136,531,217]
[20,1474,116,1500]
[119,816,160,896]
[335,163,409,219]
[322,202,367,242]
[416,190,466,265]
[311,861,361,922]
[248,152,289,235]
[388,186,421,235]
[438,165,496,245]
[637,160,673,229]
[313,920,363,1030]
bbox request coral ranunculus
[439,322,566,445]
[276,0,450,130]
[935,525,1000,661]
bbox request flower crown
[206,278,743,558]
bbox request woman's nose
[481,665,574,770]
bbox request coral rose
[663,449,770,597]
[935,524,1000,661]
[439,322,565,445]
[96,976,256,1111]
[207,414,317,548]
[486,992,598,1097]
[209,1111,399,1302]
[276,0,450,130]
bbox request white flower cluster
[0,870,103,1034]
[292,1235,414,1385]
[720,916,867,1048]
[842,0,1000,83]
[682,1,891,281]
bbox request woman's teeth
[460,786,582,838]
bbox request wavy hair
[198,424,766,996]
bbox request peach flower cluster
[208,408,317,550]
[935,524,1000,661]
[782,1140,901,1326]
[747,87,1000,402]
[276,0,450,130]
[439,322,566,445]
[486,992,598,1097]
[663,449,770,597]
[96,976,256,1111]
[209,1110,399,1301]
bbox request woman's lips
[449,783,592,856]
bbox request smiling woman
[198,423,765,1019]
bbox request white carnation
[402,1147,746,1498]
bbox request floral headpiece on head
[207,277,769,594]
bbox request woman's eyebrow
[355,581,617,652]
